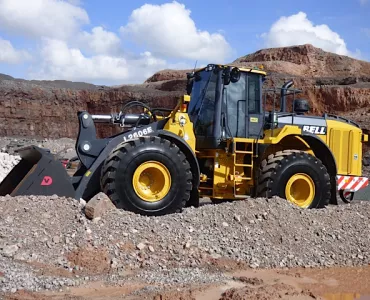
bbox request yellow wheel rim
[285,173,315,208]
[132,161,171,202]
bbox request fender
[300,132,338,205]
[156,129,200,189]
[300,133,337,173]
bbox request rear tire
[101,136,193,216]
[256,150,331,208]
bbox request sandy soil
[4,265,370,300]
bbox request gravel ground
[1,194,370,294]
[1,135,370,296]
[0,256,80,294]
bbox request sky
[0,0,369,85]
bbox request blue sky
[0,0,369,85]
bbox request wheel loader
[0,63,368,215]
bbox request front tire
[256,150,331,208]
[101,136,193,216]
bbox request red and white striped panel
[337,175,369,192]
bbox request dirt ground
[4,264,370,300]
[2,108,370,300]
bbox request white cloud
[79,26,121,55]
[0,1,233,84]
[0,38,31,64]
[29,39,167,84]
[0,0,89,40]
[120,1,232,62]
[261,12,352,56]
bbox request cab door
[224,72,264,139]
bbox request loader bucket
[0,145,76,198]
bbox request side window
[225,74,246,137]
[194,72,217,137]
[248,74,260,114]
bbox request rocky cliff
[0,77,183,138]
[235,44,370,78]
[1,44,370,139]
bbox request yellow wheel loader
[0,64,368,215]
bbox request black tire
[256,150,331,208]
[186,187,200,208]
[100,136,193,216]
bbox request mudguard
[301,133,338,205]
[156,130,200,188]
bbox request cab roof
[195,63,267,76]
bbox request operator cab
[186,64,266,149]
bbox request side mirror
[223,67,240,85]
[230,67,240,83]
[293,99,310,114]
[186,72,194,95]
[194,72,202,82]
[223,67,231,85]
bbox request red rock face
[0,81,182,139]
[145,69,190,83]
[0,44,369,139]
[234,44,370,78]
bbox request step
[234,177,252,180]
[235,163,253,167]
[233,195,248,199]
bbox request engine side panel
[326,119,363,176]
[276,114,363,176]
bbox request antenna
[193,60,197,73]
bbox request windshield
[188,71,211,117]
[188,70,218,136]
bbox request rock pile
[1,193,370,293]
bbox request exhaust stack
[280,79,294,112]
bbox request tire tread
[100,136,192,215]
[256,149,331,208]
